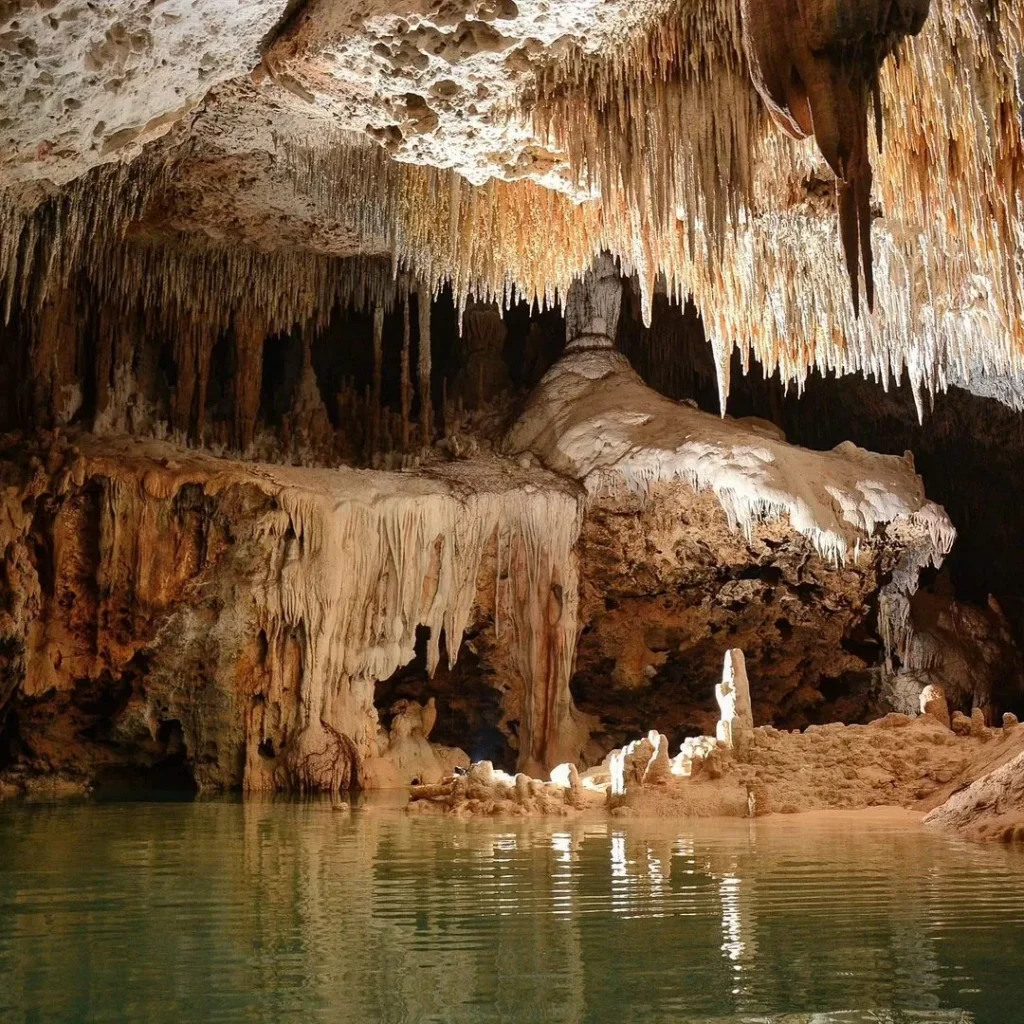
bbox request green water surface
[0,799,1022,1023]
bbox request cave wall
[0,432,588,795]
[618,291,1024,717]
[572,484,892,756]
[1,267,1001,794]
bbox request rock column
[29,287,80,428]
[232,312,264,452]
[564,253,622,351]
[716,649,754,752]
[456,303,509,408]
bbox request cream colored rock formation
[3,0,1024,405]
[412,643,1024,828]
[2,0,1023,815]
[0,432,589,794]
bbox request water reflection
[0,801,1021,1023]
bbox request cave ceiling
[2,0,1023,408]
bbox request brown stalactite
[401,294,412,448]
[740,0,931,315]
[417,284,433,444]
[232,312,264,452]
[29,287,78,429]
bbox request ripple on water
[0,803,1022,1023]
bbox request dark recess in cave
[374,625,515,772]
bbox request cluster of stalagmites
[411,649,1024,835]
[408,650,753,816]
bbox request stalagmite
[716,649,753,751]
[919,684,951,730]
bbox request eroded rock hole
[375,625,515,772]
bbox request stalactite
[401,291,412,449]
[1,1,1023,411]
[368,305,384,457]
[247,456,587,789]
[740,0,931,315]
[417,284,433,445]
[233,312,264,452]
[1,160,164,324]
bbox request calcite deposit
[0,257,969,802]
[411,647,1024,828]
[2,0,1024,841]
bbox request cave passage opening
[374,625,517,774]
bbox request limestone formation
[741,0,931,313]
[411,650,1024,825]
[2,0,1023,817]
[919,685,950,730]
[716,650,753,751]
[925,749,1024,843]
[2,1,1024,407]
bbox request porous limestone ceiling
[2,0,1024,410]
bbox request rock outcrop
[924,748,1024,843]
[0,432,587,794]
